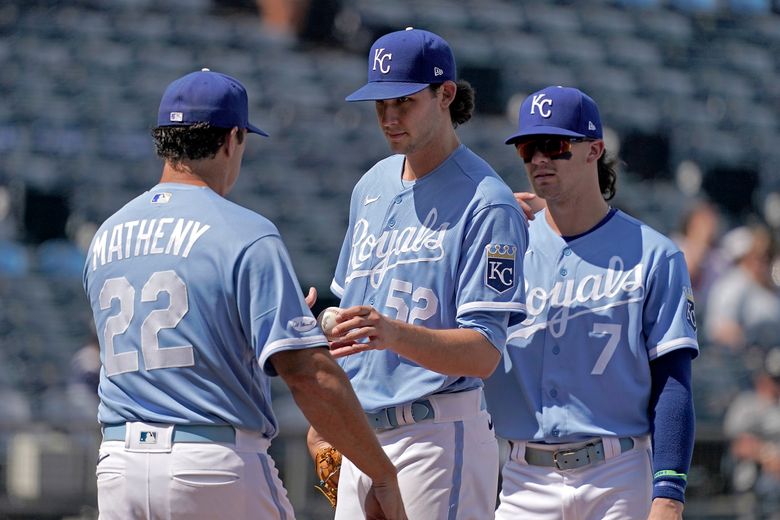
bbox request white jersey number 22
[99,271,194,377]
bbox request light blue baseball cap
[346,27,456,102]
[505,86,602,144]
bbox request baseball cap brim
[247,123,269,137]
[345,82,430,102]
[504,126,586,145]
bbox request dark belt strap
[102,423,236,444]
[524,437,634,470]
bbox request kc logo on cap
[530,94,553,118]
[373,48,393,74]
[505,86,603,144]
[346,27,457,102]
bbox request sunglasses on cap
[514,136,593,163]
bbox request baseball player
[306,28,528,520]
[485,86,698,520]
[82,69,406,520]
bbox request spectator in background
[705,223,780,351]
[69,329,100,389]
[724,347,780,518]
[253,0,342,44]
[672,199,728,325]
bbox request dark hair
[430,79,474,128]
[151,123,244,164]
[598,150,618,201]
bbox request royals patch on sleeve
[485,244,516,293]
[684,287,697,331]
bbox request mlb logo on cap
[505,86,602,144]
[346,27,457,102]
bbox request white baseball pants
[96,422,295,520]
[495,435,652,520]
[335,389,499,520]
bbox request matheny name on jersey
[514,256,646,339]
[347,208,449,288]
[89,218,210,271]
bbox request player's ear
[224,127,241,156]
[587,140,605,163]
[439,81,457,108]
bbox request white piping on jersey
[330,279,344,299]
[347,208,449,288]
[260,335,329,365]
[648,337,699,359]
[458,300,527,316]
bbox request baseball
[317,307,341,338]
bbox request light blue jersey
[331,145,528,412]
[83,183,326,437]
[484,208,699,442]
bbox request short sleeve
[456,203,528,327]
[235,236,327,375]
[643,251,699,360]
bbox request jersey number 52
[385,278,438,324]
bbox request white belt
[366,388,483,431]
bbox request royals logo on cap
[346,27,456,102]
[485,244,516,294]
[505,86,602,144]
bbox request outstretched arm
[272,347,406,519]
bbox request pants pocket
[172,469,240,487]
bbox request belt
[524,437,634,470]
[366,399,435,430]
[102,423,236,444]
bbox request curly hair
[598,151,618,201]
[151,123,244,164]
[430,80,474,128]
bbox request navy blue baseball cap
[504,86,602,144]
[345,27,456,102]
[157,68,268,136]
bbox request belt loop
[510,440,528,465]
[601,436,621,460]
[397,403,413,426]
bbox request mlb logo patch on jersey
[485,244,516,294]
[151,192,172,204]
[139,431,158,444]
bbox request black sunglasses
[515,137,592,163]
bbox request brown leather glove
[314,446,342,508]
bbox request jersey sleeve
[331,187,360,299]
[331,224,352,299]
[643,250,699,360]
[236,235,328,376]
[456,203,528,338]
